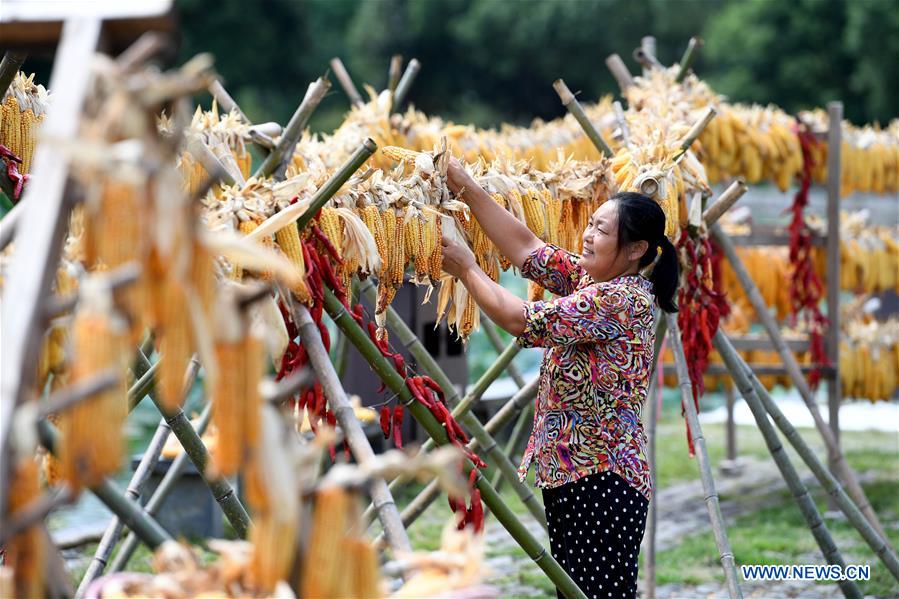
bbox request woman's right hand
[446,157,478,199]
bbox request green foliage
[173,0,897,131]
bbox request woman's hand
[446,157,478,198]
[440,234,477,278]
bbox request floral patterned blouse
[516,243,656,502]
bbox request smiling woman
[440,158,679,599]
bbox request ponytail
[611,191,680,313]
[650,236,679,313]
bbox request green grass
[646,424,899,597]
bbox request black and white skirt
[542,470,650,599]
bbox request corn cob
[212,334,263,476]
[275,223,312,304]
[427,212,443,283]
[59,310,126,491]
[381,145,420,163]
[318,207,344,263]
[5,457,44,598]
[301,487,351,598]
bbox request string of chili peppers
[787,122,829,390]
[275,207,487,531]
[675,226,730,457]
[0,144,29,201]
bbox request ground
[63,406,899,598]
[403,414,899,598]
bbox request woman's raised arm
[446,158,543,268]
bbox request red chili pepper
[392,405,404,449]
[317,320,330,353]
[380,406,392,439]
[391,353,406,378]
[351,304,365,326]
[311,225,344,265]
[469,488,484,532]
[420,376,445,403]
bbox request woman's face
[580,201,646,282]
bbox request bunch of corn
[699,105,803,190]
[834,211,898,294]
[0,71,49,173]
[176,103,252,196]
[800,110,899,196]
[840,316,898,401]
[718,245,795,321]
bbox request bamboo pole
[675,37,703,83]
[481,315,527,388]
[295,138,377,231]
[359,282,547,529]
[824,101,843,512]
[253,77,331,180]
[329,57,364,107]
[0,51,27,98]
[643,314,667,599]
[702,180,748,228]
[208,78,249,123]
[678,106,717,154]
[710,224,888,540]
[36,421,171,550]
[380,378,540,534]
[553,79,614,157]
[714,330,899,581]
[323,288,585,599]
[605,54,634,92]
[290,301,412,554]
[0,487,73,547]
[109,403,212,572]
[491,404,533,493]
[392,58,421,112]
[134,351,252,537]
[635,38,662,75]
[387,54,403,114]
[665,313,743,599]
[360,337,525,526]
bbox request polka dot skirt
[542,470,649,599]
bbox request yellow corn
[156,276,193,412]
[528,281,545,302]
[6,457,44,598]
[381,145,420,163]
[318,207,344,262]
[392,212,406,286]
[428,213,443,282]
[301,487,350,598]
[212,334,263,477]
[275,223,311,304]
[60,311,126,491]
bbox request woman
[441,159,679,598]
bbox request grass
[646,422,899,597]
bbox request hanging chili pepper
[392,405,404,449]
[311,224,344,265]
[379,406,392,439]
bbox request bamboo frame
[393,58,421,112]
[714,331,899,585]
[134,351,252,537]
[253,77,331,180]
[0,51,27,97]
[359,281,547,529]
[290,300,412,555]
[0,19,102,527]
[665,313,743,599]
[329,57,364,107]
[710,224,888,540]
[109,404,213,572]
[675,37,702,83]
[323,288,586,599]
[553,79,614,157]
[36,421,171,549]
[605,54,634,92]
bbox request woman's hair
[611,191,679,312]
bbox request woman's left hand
[441,234,477,278]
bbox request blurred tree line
[175,0,897,132]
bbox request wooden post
[825,101,843,512]
[329,57,364,107]
[605,53,634,92]
[644,315,667,599]
[0,51,27,97]
[665,314,743,599]
[0,18,102,528]
[725,384,737,462]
